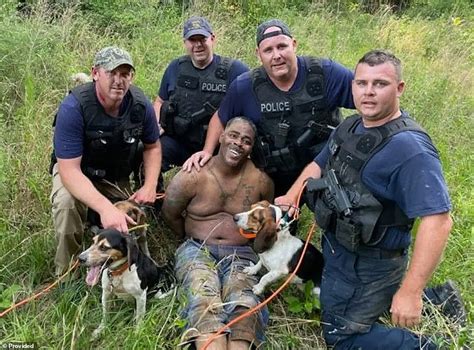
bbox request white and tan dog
[234,200,323,296]
[79,200,168,338]
[79,228,166,338]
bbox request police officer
[51,47,161,275]
[184,19,354,196]
[277,50,466,349]
[154,16,249,176]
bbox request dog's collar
[279,213,291,229]
[107,258,129,277]
[239,228,257,239]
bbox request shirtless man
[162,117,274,349]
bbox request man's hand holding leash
[275,160,323,217]
[274,195,297,218]
[130,185,156,205]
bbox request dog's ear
[253,214,278,254]
[134,207,146,226]
[125,234,140,267]
[125,202,146,226]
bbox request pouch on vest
[177,75,199,89]
[335,218,361,252]
[83,166,106,180]
[251,139,267,169]
[173,117,191,136]
[265,147,298,174]
[160,100,177,135]
[314,197,334,230]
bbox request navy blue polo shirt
[217,56,355,125]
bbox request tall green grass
[0,1,472,348]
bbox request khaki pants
[50,163,131,274]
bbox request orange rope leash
[202,181,310,349]
[0,259,80,318]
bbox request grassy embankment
[0,1,472,348]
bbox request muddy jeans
[321,233,438,350]
[50,163,131,274]
[174,238,268,347]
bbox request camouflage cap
[256,19,292,46]
[93,46,134,71]
[183,16,213,39]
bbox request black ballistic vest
[251,57,341,175]
[72,82,146,181]
[314,114,428,252]
[169,55,233,150]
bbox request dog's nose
[233,214,240,222]
[78,253,87,264]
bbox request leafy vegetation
[0,0,472,348]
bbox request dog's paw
[243,263,258,275]
[252,283,265,295]
[154,285,176,299]
[91,324,105,340]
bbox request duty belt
[356,245,406,259]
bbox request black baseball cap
[183,16,213,39]
[256,19,292,46]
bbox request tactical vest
[72,82,146,181]
[314,114,428,252]
[168,55,233,150]
[251,57,341,175]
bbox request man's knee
[54,229,84,274]
[228,304,267,348]
[52,185,77,209]
[52,198,86,235]
[176,258,220,294]
[188,294,225,319]
[224,287,268,347]
[322,313,435,350]
[322,311,371,348]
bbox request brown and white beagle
[79,200,171,338]
[78,228,168,339]
[233,200,323,296]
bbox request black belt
[190,237,206,245]
[356,245,406,259]
[189,237,252,247]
